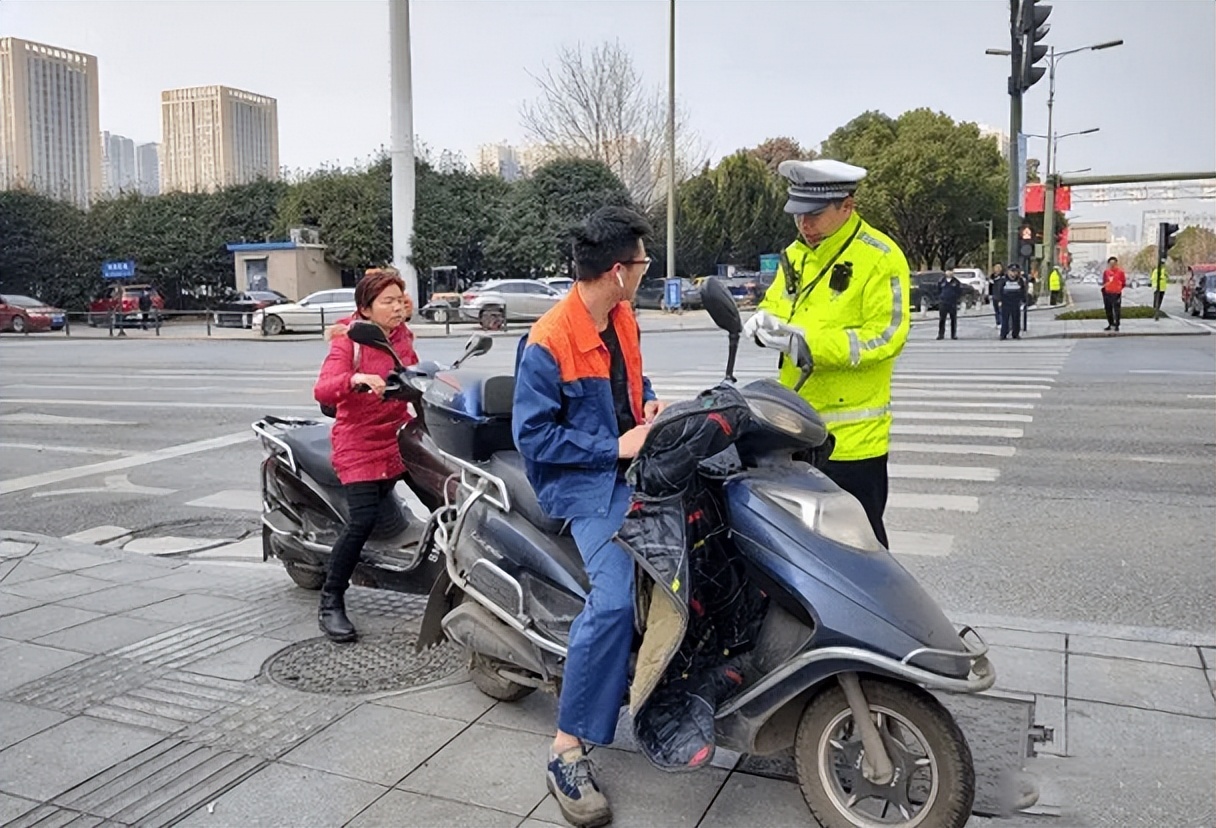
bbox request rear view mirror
[348,321,405,370]
[701,278,742,334]
[452,333,493,368]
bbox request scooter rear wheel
[794,678,974,828]
[284,561,325,590]
[469,653,537,702]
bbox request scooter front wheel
[795,679,974,828]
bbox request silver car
[460,279,564,328]
[254,288,357,335]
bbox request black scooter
[252,329,492,593]
[407,279,1040,828]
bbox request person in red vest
[1101,256,1126,332]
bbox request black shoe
[951,335,958,340]
[1103,326,1112,331]
[936,335,944,340]
[319,590,357,642]
[547,746,611,828]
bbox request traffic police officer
[1151,262,1169,319]
[744,159,910,548]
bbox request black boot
[319,590,357,642]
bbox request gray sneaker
[546,746,611,827]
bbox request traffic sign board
[102,260,136,279]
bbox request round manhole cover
[264,632,465,695]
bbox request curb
[1027,328,1212,340]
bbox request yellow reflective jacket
[758,213,911,461]
[1152,266,1169,291]
[1049,268,1062,291]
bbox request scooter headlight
[761,485,885,553]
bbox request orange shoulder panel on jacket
[527,297,610,384]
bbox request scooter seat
[281,424,342,489]
[485,451,567,536]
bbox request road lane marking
[890,442,1016,457]
[185,490,261,512]
[890,465,998,482]
[892,424,1023,438]
[887,531,954,557]
[0,399,318,412]
[893,382,1052,391]
[3,384,302,394]
[893,390,1042,400]
[0,442,130,456]
[1129,370,1216,376]
[0,413,137,426]
[0,431,254,495]
[889,493,980,511]
[892,412,1032,423]
[894,401,1036,409]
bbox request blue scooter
[412,279,1011,828]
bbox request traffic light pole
[1006,1,1023,266]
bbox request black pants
[1050,289,1062,305]
[1000,297,1022,339]
[937,304,957,339]
[820,454,889,549]
[1103,292,1122,328]
[1153,290,1165,313]
[991,296,1001,323]
[324,478,398,594]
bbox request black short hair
[1108,256,1118,264]
[570,206,652,281]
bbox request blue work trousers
[556,480,635,746]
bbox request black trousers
[1153,290,1165,312]
[820,454,890,549]
[324,478,398,594]
[1103,292,1122,328]
[937,304,958,339]
[1000,297,1022,339]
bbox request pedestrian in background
[1102,256,1126,332]
[999,263,1027,341]
[937,269,962,340]
[1151,262,1169,320]
[1048,265,1063,305]
[988,263,1004,327]
[1024,267,1039,332]
[137,289,152,330]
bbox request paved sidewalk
[1,531,1213,827]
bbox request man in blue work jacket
[513,206,663,828]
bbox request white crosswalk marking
[159,338,1075,562]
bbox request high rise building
[101,131,137,195]
[978,124,1010,160]
[476,141,521,181]
[160,85,279,193]
[0,37,102,208]
[135,141,160,196]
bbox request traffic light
[1158,222,1180,262]
[1020,0,1052,90]
[1018,224,1035,259]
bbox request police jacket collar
[796,213,863,258]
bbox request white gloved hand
[742,310,781,340]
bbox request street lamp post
[390,0,418,302]
[666,0,676,284]
[1040,40,1122,273]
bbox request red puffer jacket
[314,317,419,484]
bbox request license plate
[52,315,64,324]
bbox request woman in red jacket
[313,268,418,641]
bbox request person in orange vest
[1101,256,1126,332]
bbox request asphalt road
[1,309,1213,636]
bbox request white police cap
[778,159,867,215]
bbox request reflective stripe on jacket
[513,292,654,520]
[758,214,911,461]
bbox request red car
[0,294,66,333]
[88,284,165,326]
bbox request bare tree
[521,41,705,209]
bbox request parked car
[541,277,574,294]
[88,284,165,326]
[253,288,356,335]
[909,271,980,312]
[634,278,703,310]
[0,294,66,333]
[1187,272,1216,318]
[214,290,288,328]
[459,279,563,329]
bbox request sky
[3,0,1214,235]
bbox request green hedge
[1055,306,1166,321]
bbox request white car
[459,279,564,328]
[253,288,357,335]
[952,268,988,302]
[542,277,574,294]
